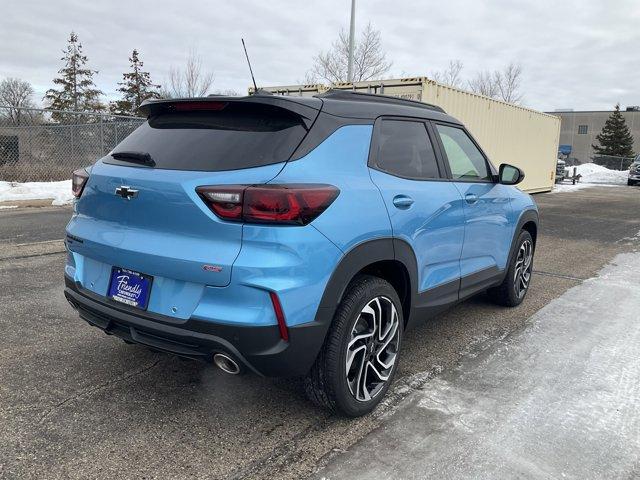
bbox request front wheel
[304,275,404,417]
[487,230,534,307]
[629,179,635,186]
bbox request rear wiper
[111,151,156,167]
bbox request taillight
[196,184,339,225]
[72,168,89,198]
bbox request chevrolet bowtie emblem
[115,186,139,200]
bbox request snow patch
[0,180,73,206]
[619,229,640,245]
[551,183,622,194]
[551,183,594,194]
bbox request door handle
[465,193,478,205]
[393,195,414,209]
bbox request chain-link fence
[592,154,637,171]
[0,106,144,182]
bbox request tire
[629,179,635,186]
[487,230,534,307]
[304,275,404,417]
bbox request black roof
[313,89,458,123]
[318,89,445,112]
[140,90,459,124]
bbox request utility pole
[347,0,356,83]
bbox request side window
[435,124,492,181]
[375,120,440,179]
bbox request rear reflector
[196,184,339,225]
[72,168,89,198]
[269,291,289,342]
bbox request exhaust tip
[66,297,78,311]
[213,353,241,375]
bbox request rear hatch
[67,96,320,316]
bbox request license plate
[107,267,153,309]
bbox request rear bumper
[64,275,328,377]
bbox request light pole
[347,0,356,83]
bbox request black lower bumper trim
[64,276,329,377]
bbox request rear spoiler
[138,94,323,129]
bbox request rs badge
[202,265,223,272]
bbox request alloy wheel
[345,296,400,402]
[514,239,533,299]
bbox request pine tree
[44,32,104,120]
[592,104,635,157]
[110,49,161,116]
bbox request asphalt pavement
[0,206,71,244]
[1,186,639,479]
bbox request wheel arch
[521,219,538,247]
[315,238,418,329]
[505,209,539,274]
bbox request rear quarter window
[108,103,308,171]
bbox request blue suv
[65,91,538,416]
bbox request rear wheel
[304,275,403,417]
[488,230,534,307]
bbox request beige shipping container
[256,78,561,193]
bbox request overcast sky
[1,0,638,112]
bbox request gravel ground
[1,186,639,480]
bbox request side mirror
[499,163,525,185]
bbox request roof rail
[316,89,445,113]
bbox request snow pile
[0,180,74,206]
[553,163,629,193]
[567,163,629,184]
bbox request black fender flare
[311,237,419,341]
[503,208,539,279]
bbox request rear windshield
[108,103,308,171]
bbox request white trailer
[256,77,561,193]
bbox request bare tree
[468,62,523,104]
[308,22,392,84]
[431,60,464,88]
[0,77,36,125]
[495,62,523,104]
[469,62,522,104]
[468,70,499,98]
[161,49,214,98]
